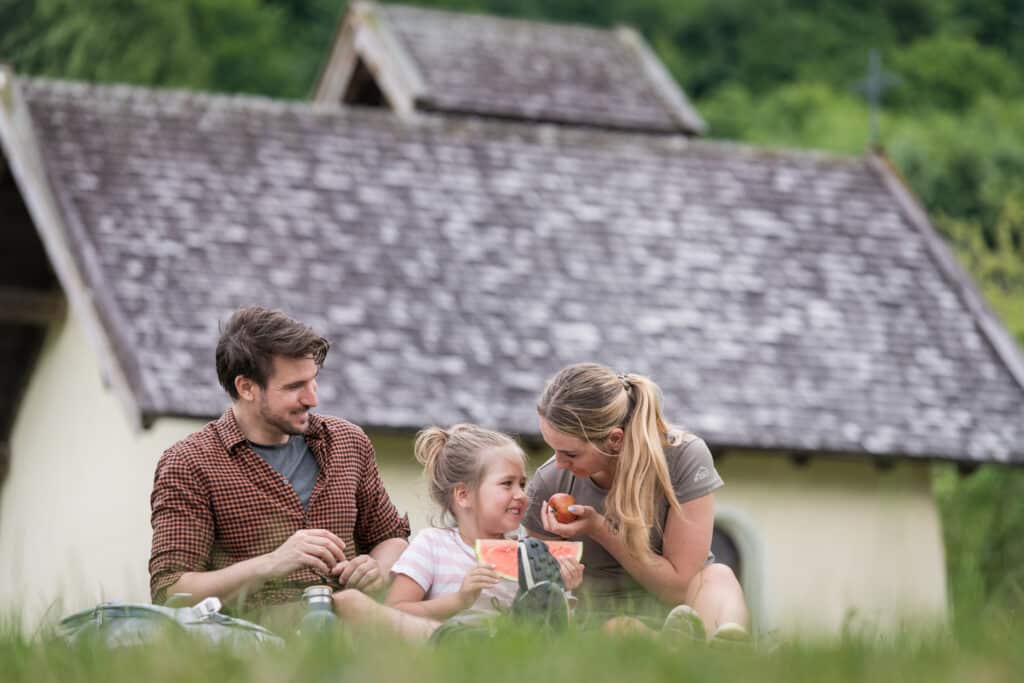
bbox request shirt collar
[216,407,325,455]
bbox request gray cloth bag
[58,597,283,651]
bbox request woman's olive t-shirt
[522,435,723,614]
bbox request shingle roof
[18,78,1024,463]
[327,2,705,134]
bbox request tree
[0,0,304,96]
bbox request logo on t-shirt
[694,466,710,483]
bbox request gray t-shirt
[249,435,320,511]
[523,434,723,614]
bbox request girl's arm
[385,575,465,620]
[541,494,714,606]
[385,566,501,620]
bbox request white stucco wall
[714,452,948,638]
[0,315,199,624]
[0,314,949,638]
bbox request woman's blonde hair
[413,423,526,526]
[537,363,686,560]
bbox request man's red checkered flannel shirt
[149,409,410,609]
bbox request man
[149,306,410,621]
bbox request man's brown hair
[216,306,330,399]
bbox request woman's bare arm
[541,494,714,606]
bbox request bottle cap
[302,585,333,604]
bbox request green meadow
[2,611,1021,683]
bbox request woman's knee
[701,562,740,587]
[685,563,740,604]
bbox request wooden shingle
[15,78,1024,463]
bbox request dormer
[314,2,706,135]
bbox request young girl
[387,424,582,621]
[330,424,582,640]
[523,363,749,643]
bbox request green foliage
[881,97,1024,346]
[933,464,1024,624]
[948,0,1024,63]
[889,35,1022,110]
[938,199,1024,345]
[699,83,871,153]
[0,0,341,97]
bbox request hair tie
[617,373,631,392]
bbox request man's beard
[258,395,309,436]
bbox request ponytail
[609,374,683,560]
[414,426,451,517]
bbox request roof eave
[711,441,1024,467]
[867,151,1024,394]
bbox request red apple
[548,493,578,524]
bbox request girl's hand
[457,564,500,609]
[541,501,604,538]
[557,556,585,591]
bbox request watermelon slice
[474,539,583,581]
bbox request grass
[2,612,1021,683]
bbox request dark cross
[855,49,900,148]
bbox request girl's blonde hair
[537,363,686,561]
[413,423,526,526]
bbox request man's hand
[331,554,386,593]
[264,529,347,577]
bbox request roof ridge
[19,76,341,118]
[377,2,620,38]
[683,136,864,165]
[20,74,867,166]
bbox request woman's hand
[457,563,500,609]
[541,501,605,538]
[557,556,585,591]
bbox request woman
[523,362,749,642]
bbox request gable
[316,2,706,135]
[13,76,1024,465]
